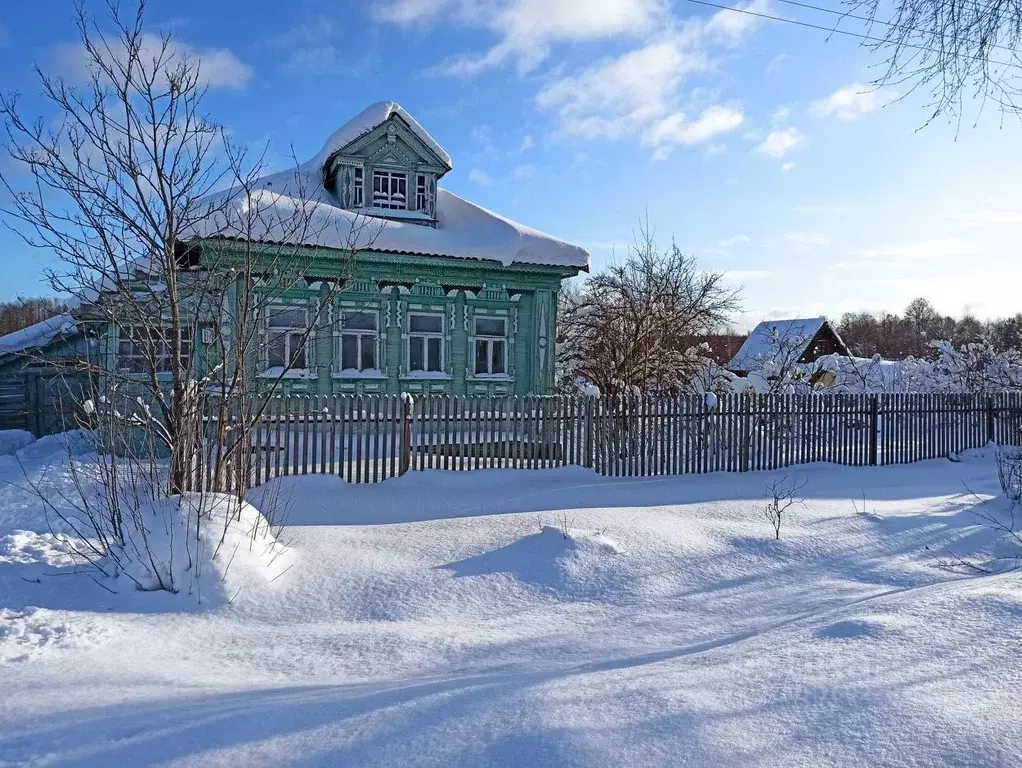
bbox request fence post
[986,395,996,445]
[400,394,414,475]
[869,394,879,466]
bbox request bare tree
[0,1,373,592]
[850,0,1022,122]
[558,219,741,398]
[764,476,808,540]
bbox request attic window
[353,168,364,207]
[415,174,426,210]
[372,171,407,210]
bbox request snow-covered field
[1,433,1021,766]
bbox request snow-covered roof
[185,104,589,271]
[728,317,835,372]
[314,101,452,169]
[0,314,78,358]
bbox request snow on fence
[186,392,1022,491]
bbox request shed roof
[0,315,78,359]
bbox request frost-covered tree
[558,220,741,397]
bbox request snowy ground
[1,434,1021,766]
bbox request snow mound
[105,494,292,606]
[815,618,888,641]
[443,525,622,597]
[0,430,35,456]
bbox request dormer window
[373,171,407,210]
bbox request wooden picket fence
[186,392,1022,491]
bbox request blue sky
[1,0,1020,328]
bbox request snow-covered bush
[104,493,289,602]
[719,340,1022,395]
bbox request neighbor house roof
[186,103,589,271]
[0,315,78,359]
[728,317,847,372]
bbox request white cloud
[468,168,495,186]
[377,0,665,74]
[787,231,830,249]
[535,36,745,154]
[536,38,707,141]
[781,161,796,173]
[757,127,804,158]
[56,34,251,89]
[854,237,978,260]
[770,106,791,123]
[810,83,895,121]
[511,163,536,180]
[518,134,534,153]
[951,210,1022,227]
[719,235,751,248]
[765,52,791,74]
[705,0,775,42]
[646,105,744,148]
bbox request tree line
[837,298,1022,359]
[0,296,70,338]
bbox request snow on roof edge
[315,102,453,169]
[0,314,78,357]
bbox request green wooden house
[0,103,589,433]
[186,101,589,398]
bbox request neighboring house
[0,314,89,434]
[728,317,849,377]
[179,101,590,398]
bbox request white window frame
[264,304,311,372]
[353,167,364,207]
[415,174,427,211]
[372,170,407,210]
[407,312,444,373]
[117,325,192,374]
[472,316,508,377]
[337,309,380,373]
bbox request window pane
[288,332,307,369]
[475,340,488,375]
[267,307,305,328]
[409,337,424,371]
[492,340,505,374]
[267,335,286,368]
[360,336,376,370]
[410,314,442,334]
[341,335,358,369]
[427,337,441,371]
[354,167,363,179]
[344,311,377,331]
[475,317,505,337]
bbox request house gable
[324,111,451,224]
